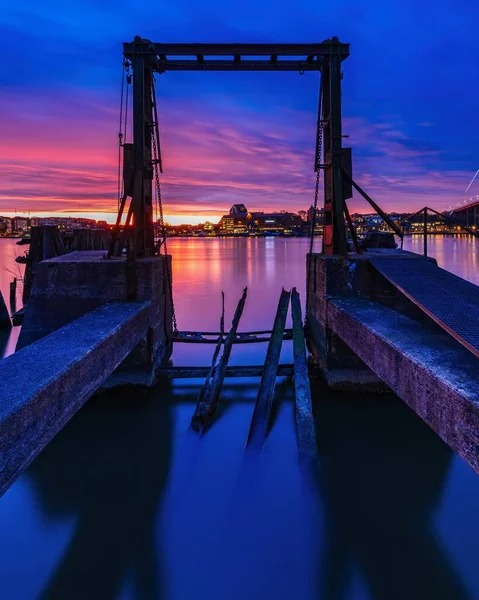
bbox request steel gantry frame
[122,36,351,256]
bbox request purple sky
[2,0,479,223]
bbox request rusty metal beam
[155,59,323,72]
[343,170,404,239]
[123,40,350,59]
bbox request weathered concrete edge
[101,343,173,389]
[0,301,151,497]
[328,297,479,474]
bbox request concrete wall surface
[329,297,479,475]
[17,251,173,377]
[306,250,437,390]
[0,302,151,497]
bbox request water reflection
[2,236,479,599]
[27,385,173,600]
[314,385,469,600]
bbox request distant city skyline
[1,193,479,227]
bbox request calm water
[1,235,479,600]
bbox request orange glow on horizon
[0,210,225,226]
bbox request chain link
[309,123,323,258]
[151,97,178,333]
[305,77,324,325]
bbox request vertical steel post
[423,207,428,258]
[131,39,154,257]
[321,59,332,254]
[322,39,348,256]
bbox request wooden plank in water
[246,288,291,449]
[291,288,318,464]
[190,287,248,434]
[157,364,296,378]
[173,329,293,344]
[175,328,279,337]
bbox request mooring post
[10,278,16,302]
[10,277,17,315]
[23,226,66,304]
[0,291,11,330]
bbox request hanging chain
[151,80,178,333]
[117,64,125,212]
[305,74,324,325]
[309,124,323,258]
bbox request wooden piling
[190,287,248,434]
[246,288,291,449]
[91,229,109,250]
[10,278,16,301]
[0,291,11,330]
[291,288,318,464]
[23,226,66,304]
[72,228,92,251]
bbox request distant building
[218,214,248,235]
[203,221,216,234]
[247,211,303,234]
[0,217,10,235]
[12,217,30,234]
[307,205,324,226]
[218,204,249,234]
[37,217,100,231]
[229,204,248,216]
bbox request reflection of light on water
[264,238,276,281]
[1,237,479,599]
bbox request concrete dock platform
[18,250,173,385]
[0,302,151,497]
[306,249,479,474]
[329,296,479,475]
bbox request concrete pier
[307,249,479,474]
[0,302,152,496]
[329,296,479,474]
[307,250,431,390]
[18,251,173,385]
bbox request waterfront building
[218,204,249,235]
[247,211,303,234]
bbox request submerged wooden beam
[246,289,291,449]
[157,364,298,378]
[173,329,293,344]
[291,288,318,464]
[177,329,289,336]
[190,287,248,434]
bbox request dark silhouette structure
[28,384,173,600]
[313,384,470,600]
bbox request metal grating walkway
[370,258,479,359]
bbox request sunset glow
[2,2,478,221]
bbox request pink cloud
[0,90,473,221]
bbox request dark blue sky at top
[1,0,479,219]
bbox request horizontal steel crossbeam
[123,38,350,72]
[155,60,323,72]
